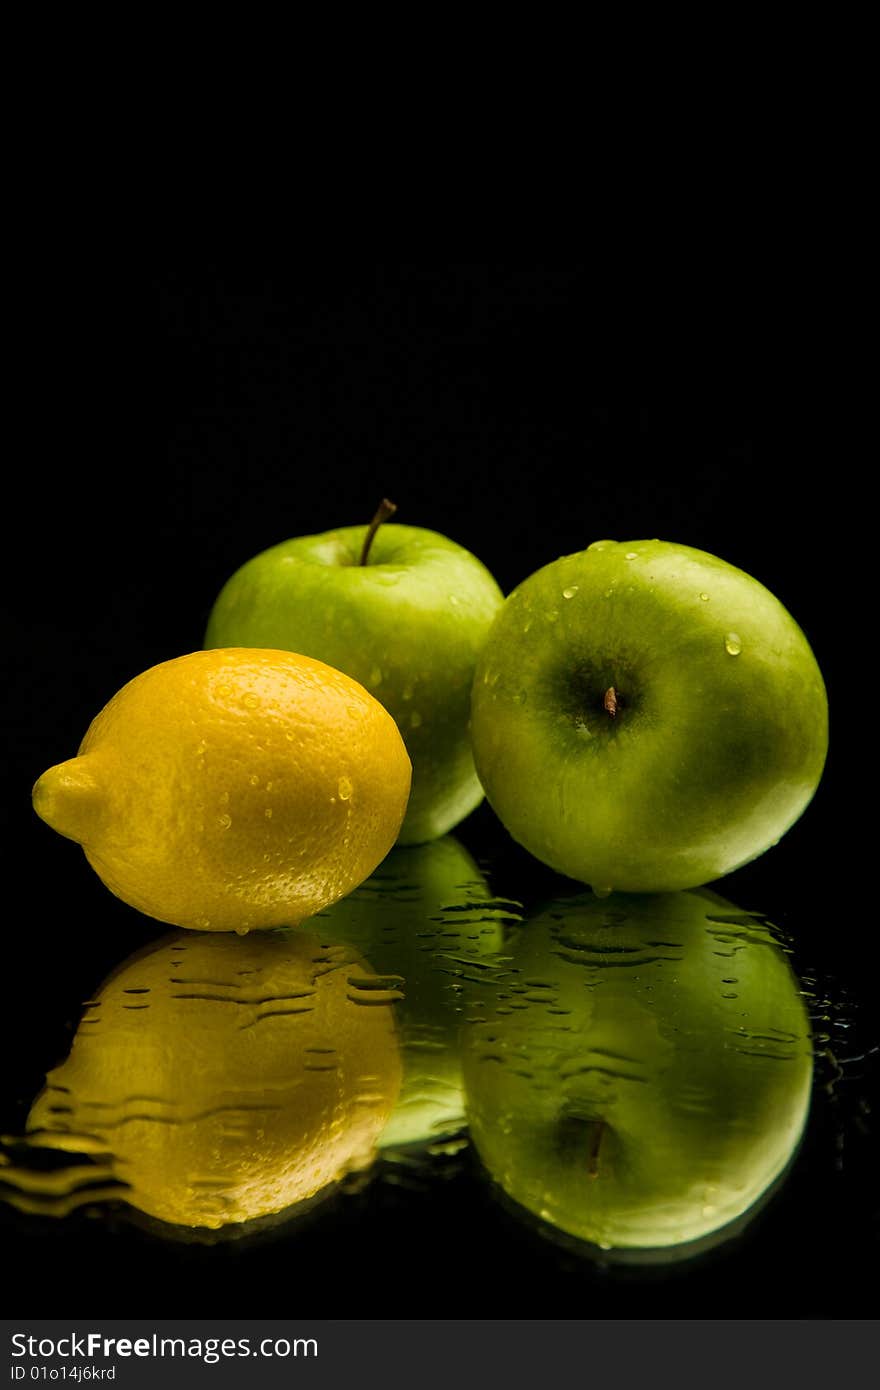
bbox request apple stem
[588,1120,606,1179]
[359,497,398,565]
[603,687,618,718]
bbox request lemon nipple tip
[32,758,103,844]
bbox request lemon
[32,648,412,932]
[26,928,402,1231]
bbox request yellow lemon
[32,649,412,932]
[25,928,402,1231]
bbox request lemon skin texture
[32,648,412,932]
[316,836,517,1149]
[462,889,813,1256]
[204,523,503,844]
[470,540,828,894]
[27,929,402,1231]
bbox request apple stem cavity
[603,686,619,718]
[359,497,398,565]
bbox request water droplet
[593,884,613,899]
[512,690,528,706]
[725,633,742,656]
[369,666,383,686]
[625,552,638,561]
[545,610,559,623]
[562,586,578,599]
[196,916,211,928]
[603,589,613,599]
[588,541,613,552]
[218,814,232,829]
[523,619,533,633]
[449,595,461,606]
[338,776,353,801]
[264,807,273,819]
[243,692,259,708]
[249,774,260,786]
[235,925,250,937]
[410,711,423,728]
[700,592,709,601]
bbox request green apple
[23,928,401,1233]
[314,835,519,1150]
[470,539,828,893]
[204,508,504,844]
[461,888,813,1257]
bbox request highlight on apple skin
[461,888,814,1259]
[470,539,829,894]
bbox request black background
[3,266,875,1316]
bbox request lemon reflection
[316,836,520,1149]
[23,928,401,1232]
[461,888,814,1260]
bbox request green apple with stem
[461,888,813,1257]
[205,501,504,844]
[470,539,828,893]
[315,835,520,1150]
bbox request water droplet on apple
[264,807,273,819]
[625,552,638,560]
[700,592,710,601]
[218,814,232,829]
[725,633,742,656]
[410,711,423,728]
[369,666,383,686]
[235,925,250,937]
[588,541,613,552]
[523,619,533,633]
[603,589,613,599]
[249,774,260,786]
[337,776,353,801]
[195,739,208,756]
[512,690,528,706]
[449,594,461,606]
[546,610,559,623]
[562,586,578,599]
[592,885,613,899]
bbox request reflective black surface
[7,268,871,1315]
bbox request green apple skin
[314,836,519,1149]
[470,540,828,893]
[204,523,504,844]
[461,889,813,1255]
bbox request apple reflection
[461,888,813,1260]
[315,835,520,1149]
[21,928,402,1234]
